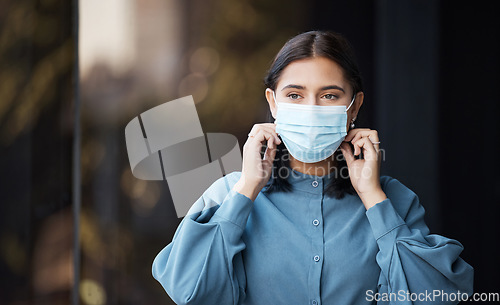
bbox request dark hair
[263,30,363,199]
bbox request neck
[289,153,338,177]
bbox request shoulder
[201,171,242,203]
[379,175,422,219]
[380,175,417,198]
[204,171,242,198]
[185,171,242,218]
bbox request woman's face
[266,56,363,129]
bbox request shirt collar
[285,167,336,195]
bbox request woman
[152,31,474,305]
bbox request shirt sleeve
[365,177,474,305]
[152,171,252,305]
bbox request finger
[353,140,359,156]
[249,129,277,150]
[263,141,277,162]
[249,124,281,145]
[339,142,355,166]
[249,124,275,135]
[351,132,380,156]
[248,123,277,134]
[262,126,281,145]
[267,136,274,149]
[350,130,379,145]
[266,138,274,148]
[352,137,378,161]
[344,128,370,142]
[352,138,364,156]
[257,123,277,128]
[350,130,377,144]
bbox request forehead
[277,56,348,90]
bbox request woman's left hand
[339,128,387,209]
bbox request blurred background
[0,0,498,304]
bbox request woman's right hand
[233,123,281,201]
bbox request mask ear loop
[346,93,356,111]
[271,90,281,135]
[272,90,279,108]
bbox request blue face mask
[274,91,355,163]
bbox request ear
[349,91,364,121]
[265,88,278,119]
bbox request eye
[287,93,302,100]
[322,94,338,100]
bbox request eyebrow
[281,84,345,93]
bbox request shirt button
[312,300,318,305]
[312,181,319,187]
[312,219,320,226]
[313,255,320,262]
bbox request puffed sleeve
[365,176,474,305]
[152,171,251,305]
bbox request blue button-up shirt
[152,170,473,304]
